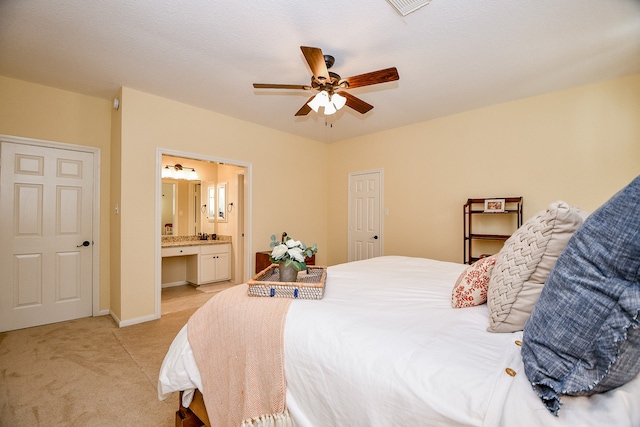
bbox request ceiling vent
[386,0,431,16]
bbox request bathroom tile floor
[161,281,235,315]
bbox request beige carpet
[113,307,197,389]
[0,285,231,427]
[0,315,177,426]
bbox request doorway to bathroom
[155,148,251,318]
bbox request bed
[158,176,640,427]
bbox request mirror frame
[217,182,228,222]
[161,179,178,235]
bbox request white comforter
[158,256,640,427]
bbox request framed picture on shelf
[484,199,505,213]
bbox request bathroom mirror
[217,182,228,222]
[161,181,177,235]
[162,179,203,236]
[161,155,241,237]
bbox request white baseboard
[161,280,190,288]
[110,310,160,328]
[109,310,121,326]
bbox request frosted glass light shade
[307,91,329,112]
[324,102,337,115]
[332,93,346,110]
[307,91,346,115]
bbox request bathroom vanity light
[162,164,198,180]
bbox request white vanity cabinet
[198,243,231,284]
[163,242,231,287]
[161,246,199,258]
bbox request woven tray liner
[248,265,326,300]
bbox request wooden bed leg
[175,391,205,427]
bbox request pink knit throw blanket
[187,284,292,426]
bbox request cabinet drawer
[200,243,229,255]
[162,246,199,257]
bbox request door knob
[372,235,378,240]
[77,241,91,247]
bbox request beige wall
[0,76,113,312]
[2,72,639,326]
[115,87,328,322]
[326,73,640,265]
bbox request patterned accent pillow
[451,255,498,308]
[522,175,640,415]
[486,201,585,332]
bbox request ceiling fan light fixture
[332,93,347,110]
[324,102,337,115]
[307,90,329,113]
[255,46,399,117]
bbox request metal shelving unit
[463,197,523,264]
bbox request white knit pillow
[486,201,585,333]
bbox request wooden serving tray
[247,264,327,299]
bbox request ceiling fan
[253,46,399,116]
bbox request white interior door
[348,170,383,262]
[0,141,94,332]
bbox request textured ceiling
[1,0,639,143]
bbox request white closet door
[0,141,94,332]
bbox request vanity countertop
[161,235,232,248]
[161,240,229,248]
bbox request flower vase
[278,261,298,282]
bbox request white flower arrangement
[269,234,318,271]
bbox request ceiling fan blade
[295,96,316,116]
[253,83,311,90]
[342,67,399,89]
[342,92,374,114]
[300,46,329,81]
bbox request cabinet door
[200,254,217,283]
[215,252,231,281]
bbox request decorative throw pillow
[486,201,585,333]
[522,175,640,415]
[451,255,498,308]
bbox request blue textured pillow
[522,175,640,415]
